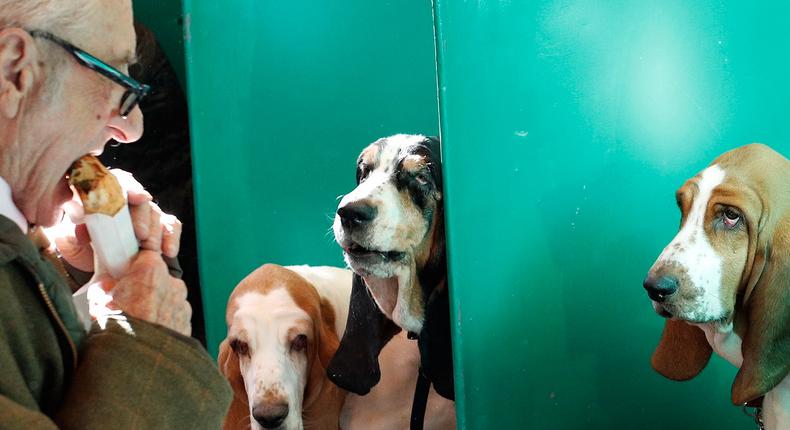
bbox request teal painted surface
[133,0,186,88]
[183,0,439,358]
[435,0,789,428]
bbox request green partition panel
[182,0,439,357]
[435,0,788,428]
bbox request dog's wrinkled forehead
[356,134,442,189]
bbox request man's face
[20,0,143,226]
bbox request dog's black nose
[338,201,377,227]
[252,403,289,429]
[643,275,679,302]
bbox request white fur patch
[763,374,790,430]
[695,322,743,367]
[653,165,727,320]
[231,289,311,430]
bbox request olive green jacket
[0,216,231,429]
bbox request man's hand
[114,169,182,257]
[92,250,192,336]
[51,169,182,272]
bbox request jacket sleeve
[55,318,232,430]
[0,396,59,430]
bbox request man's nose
[107,104,144,144]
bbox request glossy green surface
[182,0,439,358]
[434,0,789,428]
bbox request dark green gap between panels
[182,0,439,358]
[133,0,187,89]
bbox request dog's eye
[291,334,307,353]
[358,165,371,182]
[722,207,741,228]
[415,173,430,186]
[230,339,249,357]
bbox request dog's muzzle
[336,200,405,263]
[643,274,679,303]
[252,402,289,429]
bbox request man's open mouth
[343,242,404,261]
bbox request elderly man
[0,0,231,428]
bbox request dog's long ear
[732,219,790,405]
[418,280,455,400]
[651,319,713,380]
[317,298,341,370]
[303,298,345,427]
[218,339,249,430]
[326,273,401,395]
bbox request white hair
[0,0,96,35]
[0,0,98,101]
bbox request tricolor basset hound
[218,264,455,430]
[328,134,454,401]
[644,144,789,429]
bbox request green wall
[435,0,789,428]
[181,0,439,358]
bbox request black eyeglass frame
[27,29,150,118]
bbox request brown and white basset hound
[327,135,455,402]
[644,144,789,429]
[218,265,346,430]
[218,264,455,430]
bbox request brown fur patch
[402,154,427,172]
[359,144,380,167]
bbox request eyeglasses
[27,30,150,118]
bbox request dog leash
[742,397,765,430]
[410,367,431,430]
[408,330,431,430]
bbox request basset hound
[327,134,454,402]
[644,144,789,429]
[218,265,346,430]
[218,264,455,430]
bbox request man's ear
[0,28,39,119]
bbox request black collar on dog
[744,396,764,408]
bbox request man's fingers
[106,251,191,335]
[74,223,90,244]
[50,222,94,272]
[161,214,182,257]
[126,188,153,206]
[140,208,163,252]
[129,201,152,240]
[111,169,151,200]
